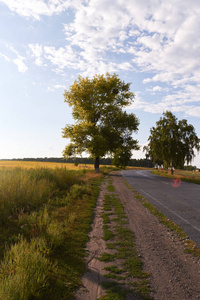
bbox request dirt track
[76,172,200,299]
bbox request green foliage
[147,111,200,170]
[112,148,132,169]
[62,73,139,170]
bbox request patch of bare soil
[75,178,109,300]
[76,172,200,300]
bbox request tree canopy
[62,73,139,171]
[146,111,200,173]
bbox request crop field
[0,160,94,170]
[0,163,106,299]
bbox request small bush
[68,184,92,199]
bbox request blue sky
[0,0,200,167]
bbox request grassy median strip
[98,181,152,300]
[0,166,105,299]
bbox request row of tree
[62,73,200,172]
[144,111,200,174]
[6,157,154,168]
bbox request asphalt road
[121,169,200,246]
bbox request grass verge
[151,169,200,185]
[98,181,152,300]
[0,166,105,299]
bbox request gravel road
[76,172,200,299]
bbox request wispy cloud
[0,0,81,20]
[0,44,28,73]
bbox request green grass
[99,181,152,300]
[103,225,115,241]
[102,213,111,224]
[104,194,113,211]
[152,169,200,185]
[104,265,123,274]
[98,252,117,262]
[0,166,105,299]
[107,183,115,192]
[99,281,128,300]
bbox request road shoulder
[76,172,200,299]
[112,172,200,299]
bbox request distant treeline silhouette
[4,157,154,168]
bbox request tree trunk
[94,156,100,173]
[170,158,174,175]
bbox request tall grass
[0,166,103,299]
[0,236,57,300]
[0,167,80,225]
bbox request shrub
[68,184,92,199]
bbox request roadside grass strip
[98,180,153,300]
[151,169,200,185]
[123,180,200,260]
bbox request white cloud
[20,0,200,117]
[0,45,28,73]
[0,52,10,62]
[13,58,28,73]
[47,84,66,91]
[0,0,81,20]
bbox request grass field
[152,168,200,184]
[0,162,109,299]
[0,160,94,170]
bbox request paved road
[122,170,200,246]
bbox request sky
[0,0,200,167]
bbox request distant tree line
[5,157,154,168]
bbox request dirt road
[76,172,200,299]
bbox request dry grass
[0,160,94,170]
[173,169,200,179]
[152,168,200,184]
[0,165,104,299]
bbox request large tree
[62,73,139,172]
[146,111,200,174]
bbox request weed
[131,280,153,299]
[107,184,115,192]
[103,227,115,241]
[104,195,112,211]
[98,252,116,262]
[104,265,123,274]
[102,213,111,224]
[106,243,117,249]
[99,281,129,300]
